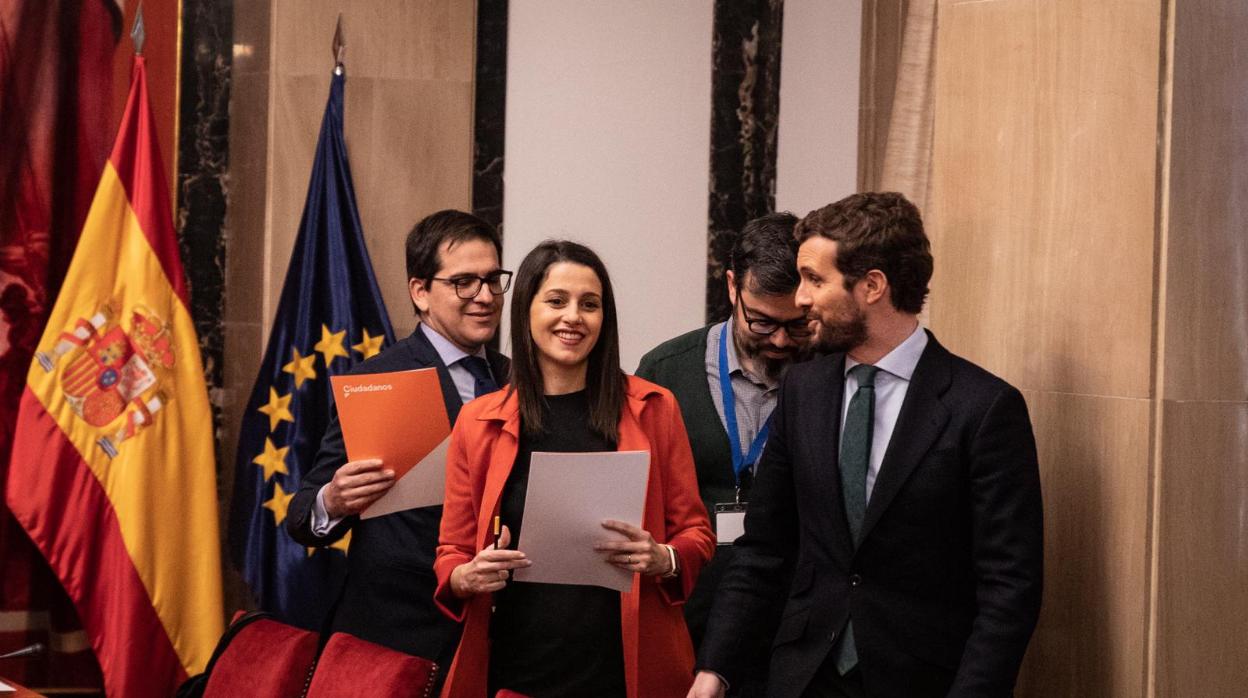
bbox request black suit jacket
[286,328,509,669]
[699,332,1043,698]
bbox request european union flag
[228,68,394,629]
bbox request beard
[812,304,868,354]
[733,326,806,382]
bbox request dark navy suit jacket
[286,327,508,669]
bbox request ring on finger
[627,555,634,565]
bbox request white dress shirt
[310,323,494,536]
[840,323,928,502]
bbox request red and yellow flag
[5,56,223,696]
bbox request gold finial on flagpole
[131,3,146,56]
[332,13,346,75]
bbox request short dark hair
[508,240,625,442]
[730,212,800,296]
[405,209,502,282]
[795,192,932,314]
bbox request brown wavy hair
[795,192,932,314]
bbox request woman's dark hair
[508,240,625,442]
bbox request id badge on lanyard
[715,322,772,545]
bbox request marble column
[706,0,785,323]
[176,0,232,466]
[472,0,507,234]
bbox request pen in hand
[493,515,502,551]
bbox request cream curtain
[878,0,938,213]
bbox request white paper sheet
[510,450,650,593]
[360,435,449,519]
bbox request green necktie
[833,363,880,676]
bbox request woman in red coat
[433,240,715,698]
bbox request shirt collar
[844,323,928,381]
[419,322,487,367]
[723,316,777,389]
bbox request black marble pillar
[473,0,508,235]
[706,0,785,323]
[176,0,231,465]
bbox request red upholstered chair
[304,632,438,698]
[201,613,320,698]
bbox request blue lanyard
[719,322,772,487]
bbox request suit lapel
[408,325,466,424]
[859,336,952,542]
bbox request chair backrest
[201,614,320,698]
[304,632,437,698]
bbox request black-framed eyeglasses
[430,270,514,299]
[737,295,814,338]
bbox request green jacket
[635,324,734,518]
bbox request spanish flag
[5,56,223,696]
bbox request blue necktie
[833,363,880,676]
[458,355,499,398]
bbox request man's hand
[687,671,727,698]
[449,526,531,598]
[323,459,395,519]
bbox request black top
[488,390,626,698]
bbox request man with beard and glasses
[689,192,1043,698]
[637,212,814,696]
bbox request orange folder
[330,368,451,517]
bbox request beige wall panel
[271,0,474,81]
[232,0,272,77]
[927,0,1160,398]
[1014,390,1150,697]
[1154,401,1248,696]
[266,74,330,332]
[347,77,475,338]
[223,69,272,480]
[263,1,475,339]
[1161,0,1248,402]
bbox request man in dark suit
[690,192,1043,698]
[287,210,511,671]
[637,212,813,696]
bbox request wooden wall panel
[926,0,1164,695]
[1017,390,1150,697]
[265,0,475,341]
[1153,1,1248,695]
[928,0,1160,398]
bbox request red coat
[433,375,716,698]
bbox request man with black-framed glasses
[637,212,813,697]
[287,209,511,676]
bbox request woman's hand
[449,525,530,599]
[596,520,674,577]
